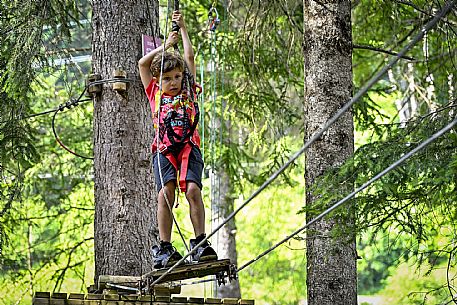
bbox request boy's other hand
[172,11,185,29]
[165,31,180,49]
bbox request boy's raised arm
[172,11,196,80]
[138,32,179,89]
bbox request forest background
[0,0,456,304]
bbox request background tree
[306,0,457,303]
[302,1,357,304]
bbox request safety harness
[148,82,201,192]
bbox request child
[138,11,217,268]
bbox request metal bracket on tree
[86,73,102,97]
[112,69,127,93]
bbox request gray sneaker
[152,242,183,269]
[189,234,218,263]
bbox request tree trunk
[212,169,241,298]
[303,1,357,304]
[209,93,241,297]
[92,0,160,279]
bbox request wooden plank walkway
[33,291,255,304]
[145,259,235,284]
[98,259,235,292]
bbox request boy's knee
[185,183,201,203]
[159,181,176,200]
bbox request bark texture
[92,0,160,279]
[303,1,357,304]
[212,169,241,298]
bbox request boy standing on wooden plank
[138,11,217,268]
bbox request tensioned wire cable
[200,55,205,164]
[208,8,220,254]
[237,114,457,272]
[174,111,457,286]
[202,13,219,294]
[156,0,190,253]
[141,0,456,285]
[0,77,139,124]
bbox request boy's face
[158,68,183,96]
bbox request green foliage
[303,102,456,296]
[0,0,90,259]
[380,261,456,305]
[353,109,456,237]
[236,167,307,304]
[0,8,93,298]
[352,0,457,134]
[357,229,412,294]
[182,0,304,192]
[0,0,82,97]
[0,182,94,304]
[0,71,94,302]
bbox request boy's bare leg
[185,182,205,237]
[158,181,176,242]
[186,181,217,262]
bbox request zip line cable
[174,111,456,286]
[237,115,457,272]
[141,0,455,285]
[200,55,205,164]
[208,9,221,269]
[209,22,219,222]
[132,108,457,291]
[206,4,223,294]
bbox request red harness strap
[163,142,193,193]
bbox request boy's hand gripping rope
[172,0,180,32]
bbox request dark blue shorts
[152,146,204,193]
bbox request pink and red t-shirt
[145,79,201,153]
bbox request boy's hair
[150,52,184,77]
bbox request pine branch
[353,44,416,61]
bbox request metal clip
[208,7,220,32]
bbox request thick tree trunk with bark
[92,0,160,279]
[212,169,241,298]
[303,1,357,304]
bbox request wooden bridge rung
[33,292,255,304]
[149,259,232,284]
